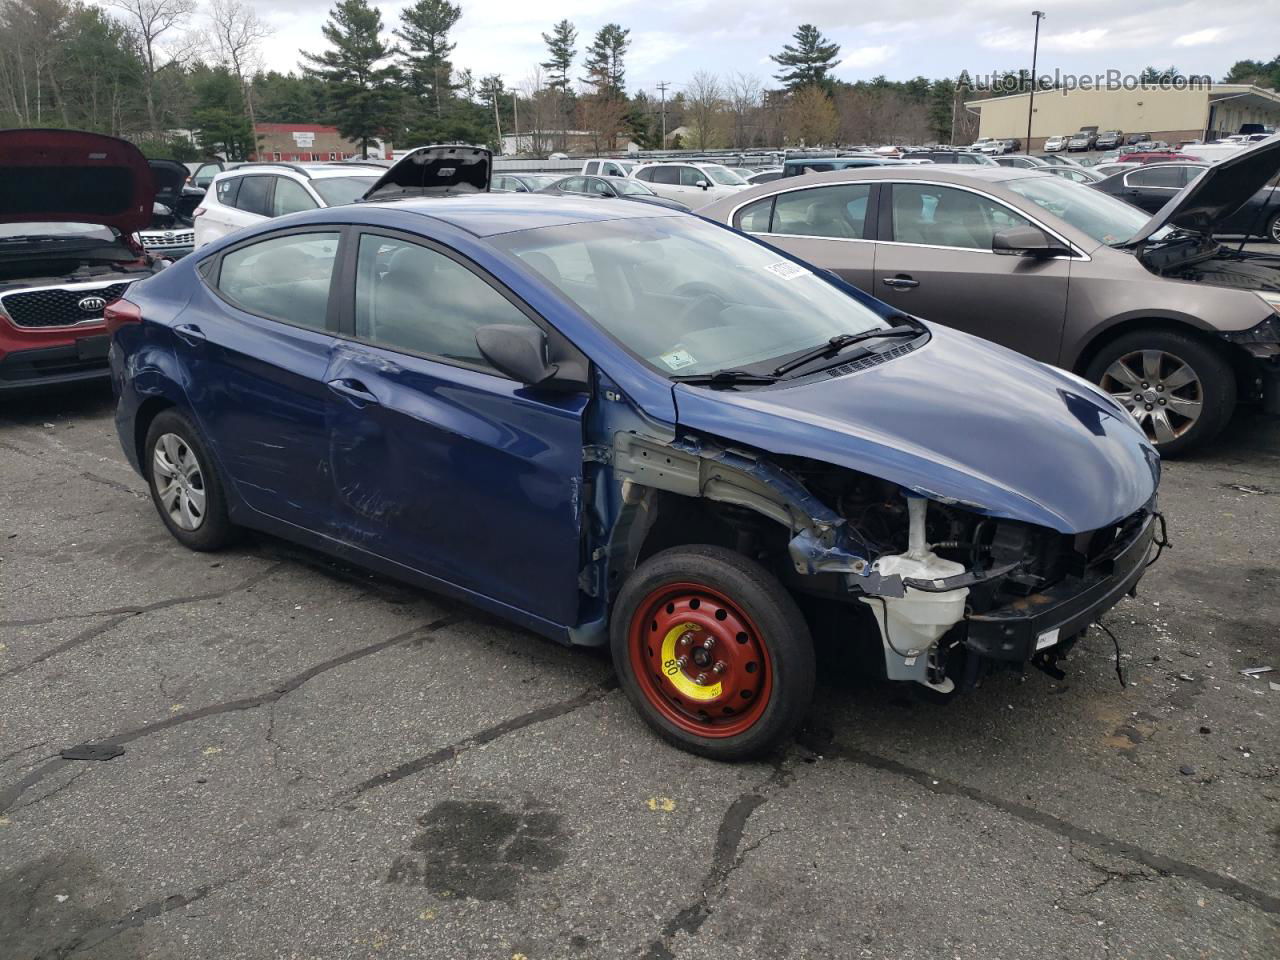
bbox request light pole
[1027,11,1045,150]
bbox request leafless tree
[208,0,270,131]
[109,0,196,135]
[519,66,557,155]
[725,72,761,149]
[685,70,723,150]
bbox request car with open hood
[108,192,1160,761]
[0,128,169,393]
[139,158,204,259]
[700,138,1280,455]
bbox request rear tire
[1085,329,1235,456]
[611,545,815,761]
[1267,211,1280,244]
[144,409,236,551]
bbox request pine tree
[581,23,629,98]
[395,0,460,118]
[301,0,401,156]
[541,19,576,91]
[770,24,841,92]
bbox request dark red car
[0,129,166,393]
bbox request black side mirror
[475,324,588,392]
[992,226,1071,258]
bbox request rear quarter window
[215,231,340,329]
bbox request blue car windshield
[493,216,894,377]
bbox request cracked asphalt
[1,384,1278,960]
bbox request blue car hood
[672,325,1159,534]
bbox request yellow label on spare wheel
[660,623,722,700]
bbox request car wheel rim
[1271,217,1280,243]
[152,432,207,531]
[628,582,772,738]
[1098,349,1203,445]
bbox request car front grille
[140,231,194,249]
[0,282,133,328]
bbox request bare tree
[109,0,195,135]
[685,70,723,150]
[519,66,557,156]
[208,0,270,131]
[725,72,761,149]
[784,85,838,146]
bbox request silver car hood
[1129,135,1280,244]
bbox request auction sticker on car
[764,261,809,281]
[1035,627,1061,651]
[660,348,696,370]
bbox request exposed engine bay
[595,430,1160,696]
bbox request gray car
[700,144,1280,454]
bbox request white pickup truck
[580,158,637,177]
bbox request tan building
[966,83,1280,150]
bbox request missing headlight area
[602,431,1158,696]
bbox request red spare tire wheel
[610,545,815,760]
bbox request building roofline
[964,83,1280,110]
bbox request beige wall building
[966,84,1280,150]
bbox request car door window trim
[337,226,587,382]
[202,224,347,334]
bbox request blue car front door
[180,228,342,527]
[324,231,589,628]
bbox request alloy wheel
[1098,349,1203,445]
[628,582,772,738]
[1270,214,1280,244]
[152,432,207,531]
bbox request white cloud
[837,45,896,71]
[1173,28,1225,48]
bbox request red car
[0,129,166,393]
[1117,150,1202,164]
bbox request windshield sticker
[764,260,809,280]
[660,348,697,370]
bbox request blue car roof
[363,193,682,238]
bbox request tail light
[103,298,143,335]
[193,207,205,217]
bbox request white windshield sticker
[660,348,697,370]
[764,260,809,281]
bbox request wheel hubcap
[1098,349,1203,445]
[152,432,207,531]
[628,583,771,738]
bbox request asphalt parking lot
[1,379,1278,959]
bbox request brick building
[248,123,390,162]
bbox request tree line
[1,0,1273,161]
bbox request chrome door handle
[174,323,206,345]
[882,276,919,289]
[326,378,379,406]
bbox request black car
[1091,162,1280,240]
[1125,132,1151,146]
[539,175,690,211]
[910,150,995,165]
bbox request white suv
[193,162,384,247]
[629,162,749,209]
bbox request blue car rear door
[180,226,343,528]
[323,228,589,628]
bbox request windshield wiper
[670,369,780,387]
[771,324,917,377]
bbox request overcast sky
[248,0,1277,97]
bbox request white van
[581,158,637,178]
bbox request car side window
[679,167,706,187]
[770,184,873,240]
[584,161,599,175]
[216,231,339,329]
[633,167,654,182]
[353,234,538,370]
[650,166,679,185]
[587,178,611,196]
[215,176,241,207]
[1126,167,1184,188]
[890,184,1031,250]
[559,177,588,194]
[235,175,272,216]
[272,177,318,216]
[735,198,775,233]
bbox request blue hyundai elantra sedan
[106,148,1160,760]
